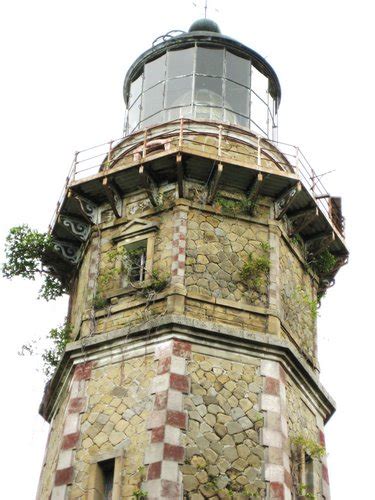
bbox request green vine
[292,286,318,321]
[132,488,147,500]
[292,435,326,459]
[141,269,169,296]
[240,242,270,290]
[2,224,66,300]
[215,195,254,216]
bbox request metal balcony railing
[49,119,344,237]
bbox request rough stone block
[145,443,164,464]
[57,449,73,470]
[170,356,186,375]
[170,373,189,393]
[161,460,179,482]
[260,360,280,378]
[163,443,184,462]
[265,464,284,483]
[166,410,187,429]
[261,428,283,449]
[55,467,73,486]
[167,390,183,411]
[260,394,280,413]
[147,410,167,429]
[151,373,170,394]
[61,432,80,450]
[164,425,181,446]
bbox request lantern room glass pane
[142,110,165,128]
[196,47,224,76]
[142,82,164,119]
[251,65,268,103]
[144,54,166,90]
[128,97,142,132]
[129,74,143,106]
[165,76,193,108]
[251,91,268,135]
[166,106,193,121]
[195,76,223,106]
[167,48,195,78]
[195,106,223,122]
[225,80,250,116]
[226,52,250,87]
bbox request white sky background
[0,0,373,497]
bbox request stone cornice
[41,315,335,424]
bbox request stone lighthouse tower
[37,19,348,500]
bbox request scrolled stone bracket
[143,339,191,500]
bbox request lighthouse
[37,18,348,499]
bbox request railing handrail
[48,119,343,237]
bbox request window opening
[99,459,115,500]
[124,239,147,283]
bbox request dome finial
[189,18,221,33]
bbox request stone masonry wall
[70,354,155,499]
[286,376,325,498]
[185,208,269,308]
[279,238,317,363]
[183,351,266,499]
[37,388,71,500]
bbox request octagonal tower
[37,19,347,500]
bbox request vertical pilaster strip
[316,415,331,500]
[268,226,281,335]
[144,339,191,500]
[171,207,188,285]
[51,362,92,500]
[260,360,291,500]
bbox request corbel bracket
[139,165,159,207]
[176,153,184,198]
[247,172,264,215]
[102,177,122,218]
[58,214,91,242]
[306,231,335,257]
[207,163,223,205]
[53,239,82,265]
[67,190,98,225]
[275,182,301,220]
[288,207,319,236]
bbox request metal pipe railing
[48,119,343,237]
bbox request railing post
[218,125,223,159]
[142,129,148,159]
[73,151,78,181]
[257,136,261,167]
[179,118,184,149]
[295,146,300,173]
[106,140,113,171]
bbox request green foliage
[240,243,270,290]
[133,489,147,500]
[311,250,337,275]
[292,435,326,459]
[2,224,53,279]
[215,195,254,216]
[2,224,66,300]
[141,269,169,296]
[298,484,315,499]
[41,322,72,378]
[39,274,66,301]
[292,286,318,321]
[92,293,108,310]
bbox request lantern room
[123,19,281,139]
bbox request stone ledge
[40,314,335,424]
